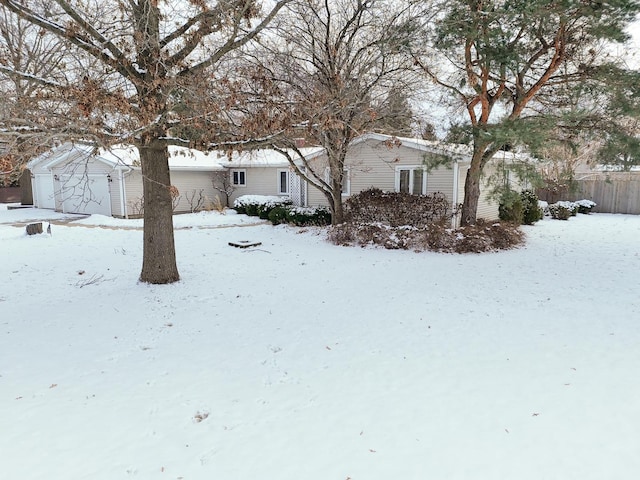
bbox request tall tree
[412,0,640,225]
[0,0,72,184]
[0,0,290,283]
[244,0,417,224]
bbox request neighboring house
[27,135,521,224]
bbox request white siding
[306,139,457,208]
[170,171,224,213]
[227,167,283,206]
[123,170,144,217]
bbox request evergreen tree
[412,0,640,224]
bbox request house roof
[28,142,326,172]
[219,147,325,168]
[352,132,528,163]
[98,145,227,171]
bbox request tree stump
[26,222,43,235]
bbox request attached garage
[58,174,112,216]
[27,142,229,218]
[27,142,125,216]
[32,173,56,210]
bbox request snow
[1,204,639,480]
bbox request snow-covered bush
[267,205,331,226]
[521,190,544,225]
[574,199,597,214]
[498,190,523,224]
[499,189,542,225]
[548,201,576,220]
[234,195,292,218]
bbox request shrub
[267,205,332,226]
[520,189,544,225]
[287,206,332,226]
[574,199,597,214]
[547,202,573,220]
[268,206,290,225]
[327,220,524,253]
[498,190,523,224]
[234,195,292,219]
[344,188,450,226]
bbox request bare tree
[0,0,74,184]
[0,0,291,283]
[211,170,236,207]
[243,0,417,224]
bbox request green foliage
[575,199,597,214]
[520,189,543,225]
[375,87,414,137]
[597,130,640,171]
[499,189,543,225]
[233,195,292,219]
[268,206,289,225]
[548,203,573,220]
[287,206,332,226]
[267,205,331,226]
[444,123,472,145]
[422,152,453,172]
[420,0,640,223]
[498,190,524,224]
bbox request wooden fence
[574,172,640,215]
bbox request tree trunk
[330,173,346,225]
[459,143,488,226]
[460,164,481,226]
[139,141,180,284]
[332,190,345,225]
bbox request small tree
[212,171,236,207]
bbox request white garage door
[60,174,112,216]
[34,174,56,209]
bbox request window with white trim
[231,169,246,186]
[278,169,290,195]
[395,166,426,195]
[325,167,350,195]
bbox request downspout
[119,169,128,219]
[452,159,459,229]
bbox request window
[278,170,290,195]
[396,166,426,195]
[341,169,350,195]
[231,169,246,186]
[325,168,350,195]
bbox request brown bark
[460,158,482,226]
[460,142,498,226]
[139,140,179,284]
[331,186,345,225]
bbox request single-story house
[28,134,523,224]
[270,133,522,225]
[27,142,323,217]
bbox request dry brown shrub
[328,220,524,253]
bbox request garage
[58,174,112,216]
[33,173,56,209]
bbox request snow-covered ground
[1,205,639,480]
